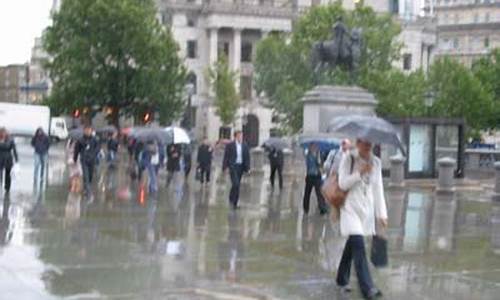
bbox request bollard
[250,147,265,175]
[436,157,456,193]
[491,204,500,254]
[492,162,500,202]
[467,151,481,170]
[283,149,294,177]
[389,155,405,188]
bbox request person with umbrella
[327,116,397,299]
[324,139,351,177]
[140,140,161,193]
[31,127,50,187]
[196,137,213,185]
[166,144,181,186]
[223,130,250,210]
[303,143,328,215]
[266,146,284,191]
[335,139,387,299]
[73,125,100,197]
[106,132,120,168]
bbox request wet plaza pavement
[1,142,500,299]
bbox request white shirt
[338,151,388,236]
[235,142,243,164]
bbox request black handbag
[371,235,388,268]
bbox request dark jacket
[167,144,181,172]
[197,144,213,167]
[74,135,100,164]
[268,148,284,166]
[31,134,50,155]
[223,141,250,172]
[107,138,119,153]
[0,139,18,168]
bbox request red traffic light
[143,112,151,123]
[73,109,81,118]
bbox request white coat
[338,151,388,237]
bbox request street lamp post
[424,91,435,117]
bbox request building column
[209,28,218,66]
[232,28,242,93]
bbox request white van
[50,117,68,141]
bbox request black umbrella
[68,128,83,140]
[130,127,168,143]
[263,137,289,150]
[96,126,117,135]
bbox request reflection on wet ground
[0,143,500,299]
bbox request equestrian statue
[311,17,363,82]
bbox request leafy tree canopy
[43,0,186,126]
[207,57,240,126]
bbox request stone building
[433,0,500,66]
[0,65,29,103]
[156,0,436,146]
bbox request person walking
[267,147,284,190]
[223,131,250,210]
[166,144,181,186]
[73,125,100,196]
[183,144,192,180]
[336,139,387,299]
[0,128,18,194]
[141,140,160,193]
[31,127,50,187]
[324,139,351,177]
[197,138,213,184]
[106,132,119,167]
[302,143,328,215]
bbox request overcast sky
[0,0,53,66]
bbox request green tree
[472,49,500,126]
[428,57,494,130]
[254,3,401,132]
[207,57,240,126]
[43,0,186,126]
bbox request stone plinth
[250,148,265,175]
[302,85,378,134]
[283,149,294,177]
[436,157,456,193]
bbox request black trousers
[200,165,211,183]
[336,235,375,297]
[303,174,327,214]
[0,164,12,192]
[270,163,283,189]
[81,161,95,194]
[229,164,244,207]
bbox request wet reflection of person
[218,212,244,282]
[0,197,12,246]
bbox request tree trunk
[109,108,120,130]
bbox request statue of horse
[310,19,363,82]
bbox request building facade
[0,65,29,103]
[434,0,500,66]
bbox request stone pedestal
[302,85,378,134]
[250,148,265,175]
[389,155,405,188]
[436,157,456,193]
[492,162,500,202]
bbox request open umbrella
[263,137,289,150]
[130,127,169,143]
[96,126,117,135]
[68,128,84,140]
[327,115,405,155]
[164,126,190,144]
[299,133,340,159]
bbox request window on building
[187,72,197,94]
[161,12,172,26]
[484,36,490,48]
[485,13,490,23]
[389,0,399,14]
[474,14,479,23]
[403,54,412,70]
[221,42,230,58]
[241,42,253,62]
[187,15,197,27]
[454,13,459,24]
[187,40,197,59]
[240,76,252,100]
[453,37,459,49]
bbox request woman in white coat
[336,139,388,300]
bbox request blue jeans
[336,235,375,297]
[146,163,158,193]
[34,153,47,185]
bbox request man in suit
[223,131,250,209]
